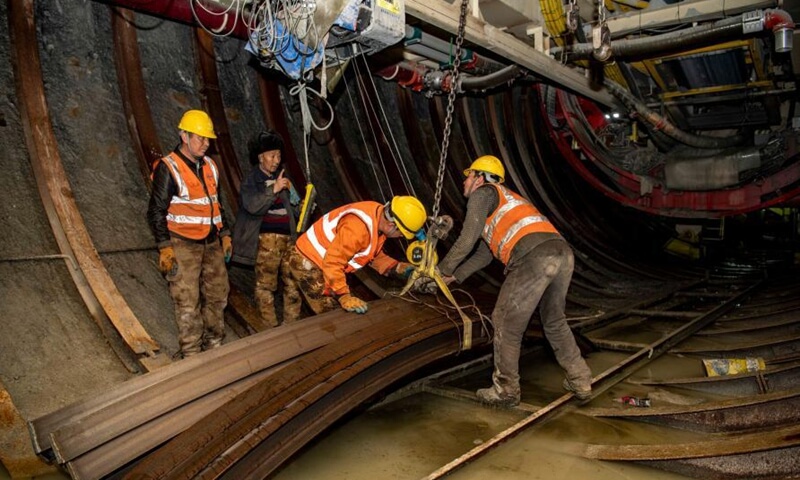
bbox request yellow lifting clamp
[400,234,473,350]
[296,183,316,234]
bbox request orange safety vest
[296,201,386,272]
[159,152,223,240]
[483,184,559,265]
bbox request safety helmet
[388,196,427,240]
[464,155,504,183]
[178,110,217,139]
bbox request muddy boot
[476,387,520,408]
[562,378,592,400]
[203,336,223,351]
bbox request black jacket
[146,148,231,248]
[230,167,298,266]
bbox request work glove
[221,236,232,263]
[158,246,176,276]
[338,294,368,314]
[430,215,454,240]
[412,276,438,295]
[395,262,415,279]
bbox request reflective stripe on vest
[482,184,558,264]
[161,152,223,239]
[297,202,382,272]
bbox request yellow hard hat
[178,110,217,139]
[389,196,427,240]
[464,155,504,183]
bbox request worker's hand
[272,169,291,194]
[158,246,176,276]
[430,215,454,240]
[221,236,232,263]
[338,294,369,314]
[413,277,437,295]
[395,262,415,279]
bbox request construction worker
[286,196,425,318]
[146,109,232,359]
[436,155,592,406]
[231,130,301,327]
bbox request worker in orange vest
[285,196,426,318]
[436,155,592,406]
[146,109,232,359]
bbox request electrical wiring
[357,52,419,199]
[339,52,389,203]
[189,0,242,38]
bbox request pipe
[459,65,525,91]
[376,62,429,92]
[95,0,250,39]
[557,9,794,61]
[605,0,777,38]
[604,79,745,149]
[764,9,795,52]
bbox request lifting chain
[400,0,475,350]
[566,0,579,33]
[431,0,469,221]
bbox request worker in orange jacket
[285,196,426,318]
[436,155,593,406]
[146,110,232,358]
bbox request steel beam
[404,0,618,108]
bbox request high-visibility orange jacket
[296,201,399,295]
[159,152,224,240]
[483,183,559,265]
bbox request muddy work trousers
[489,239,592,401]
[255,233,301,327]
[284,248,339,321]
[168,237,230,356]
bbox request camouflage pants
[168,236,230,356]
[489,239,592,401]
[255,233,300,327]
[284,247,339,321]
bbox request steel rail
[111,6,162,182]
[631,361,800,396]
[123,307,487,478]
[8,0,159,369]
[207,324,460,478]
[572,278,706,332]
[584,388,800,433]
[422,278,764,478]
[65,366,280,480]
[45,300,436,465]
[29,300,416,458]
[581,423,800,461]
[223,334,461,478]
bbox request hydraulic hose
[604,79,745,149]
[555,9,794,61]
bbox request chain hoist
[400,0,475,350]
[592,0,612,61]
[566,0,580,34]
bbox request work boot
[476,387,520,408]
[562,378,592,400]
[203,337,223,351]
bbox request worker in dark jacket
[436,155,592,407]
[146,109,232,359]
[231,130,301,327]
